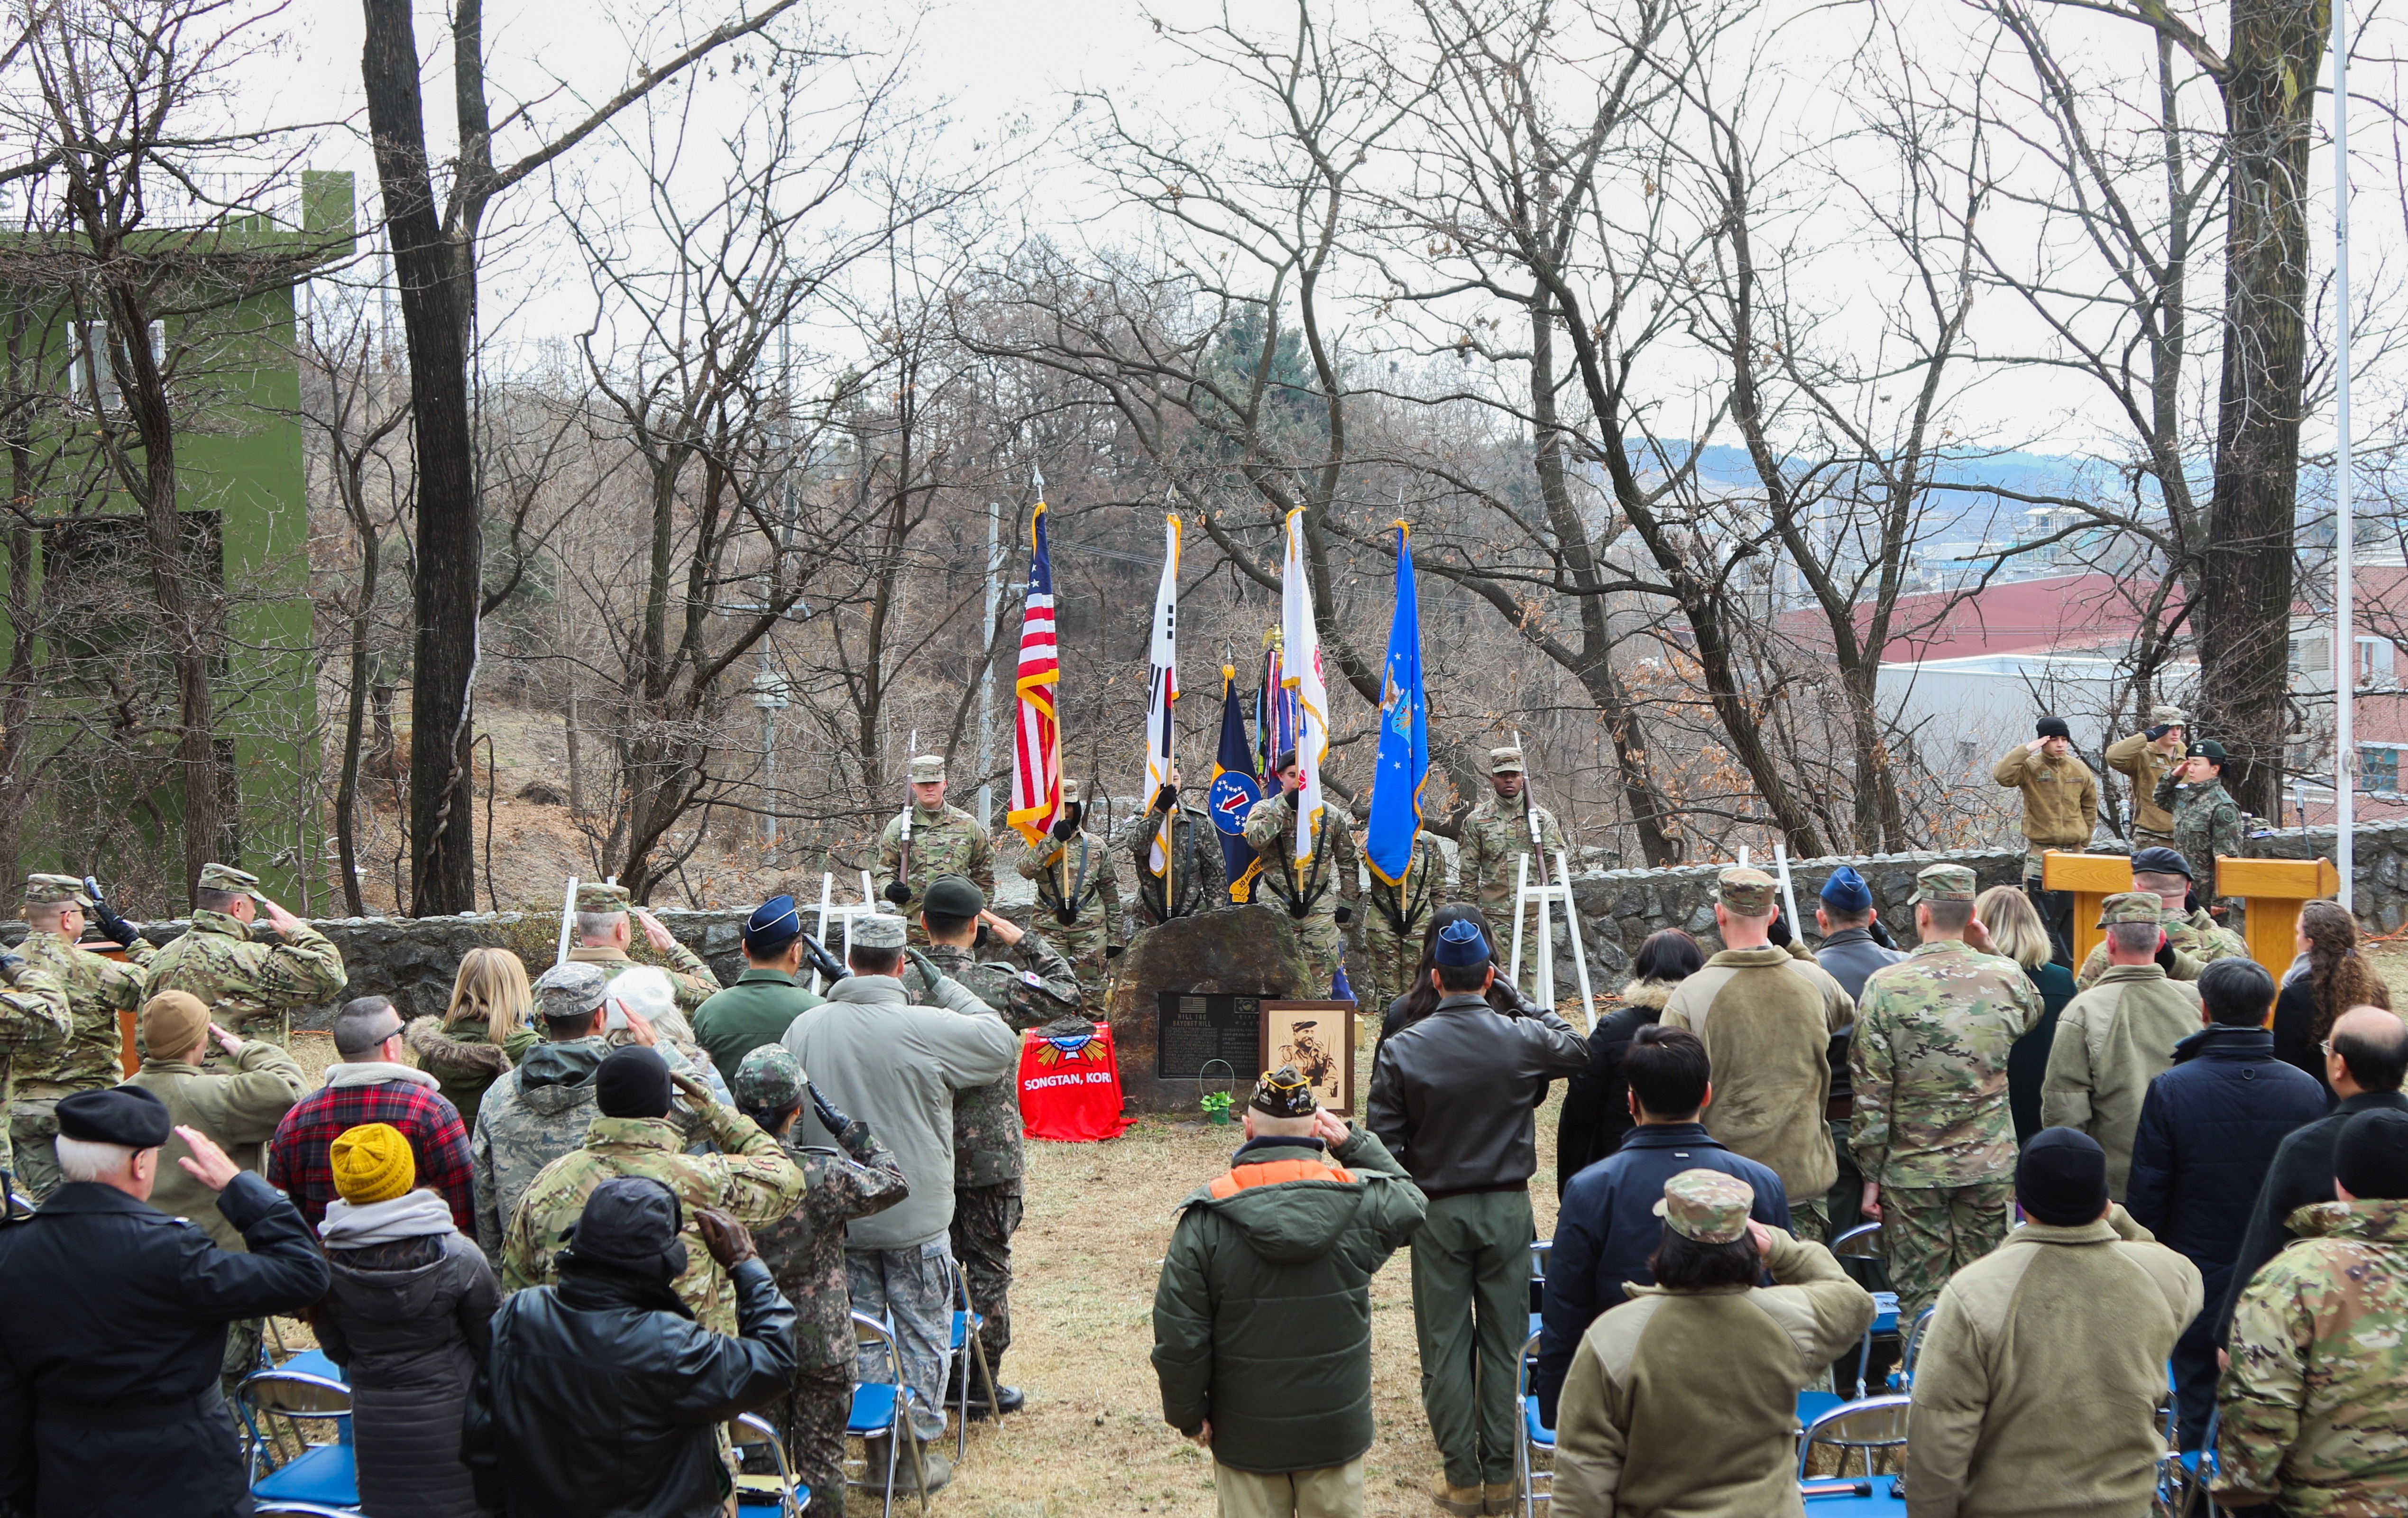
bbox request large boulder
[1105,905,1317,1113]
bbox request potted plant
[1200,1090,1233,1125]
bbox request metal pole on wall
[977,499,1002,831]
[2334,0,2356,910]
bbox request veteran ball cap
[1819,865,1873,912]
[55,1085,173,1149]
[851,911,907,949]
[1487,747,1524,775]
[923,875,986,919]
[534,961,611,1020]
[1713,866,1777,916]
[2129,846,2194,881]
[2187,739,2228,764]
[1909,863,1977,904]
[1655,1168,1755,1244]
[1250,1064,1319,1119]
[21,874,92,907]
[2096,891,2165,928]
[734,1045,806,1114]
[1434,918,1491,967]
[574,881,632,913]
[198,862,259,893]
[908,754,947,783]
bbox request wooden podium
[2040,852,2138,972]
[2216,856,2341,978]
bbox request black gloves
[808,1079,853,1137]
[1051,817,1076,841]
[1152,784,1177,813]
[0,952,24,986]
[83,878,138,947]
[800,933,849,983]
[2144,723,2171,742]
[1866,917,1898,950]
[882,880,911,905]
[1766,911,1792,948]
[1333,906,1353,925]
[2155,935,2178,973]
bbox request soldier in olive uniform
[1361,828,1449,1015]
[733,1045,909,1518]
[1128,768,1226,932]
[2072,847,2248,990]
[2104,705,2187,848]
[563,879,722,1014]
[9,875,154,1201]
[903,875,1078,1414]
[1241,751,1360,995]
[1850,863,2044,1322]
[879,754,996,945]
[141,863,346,1044]
[1458,747,1565,957]
[2155,739,2246,913]
[499,1044,809,1335]
[1013,778,1119,988]
[0,943,71,1199]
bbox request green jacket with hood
[1151,1123,1427,1474]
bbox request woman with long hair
[1555,929,1706,1193]
[1380,902,1544,1039]
[1978,885,2078,1144]
[2272,899,2395,1098]
[404,948,539,1130]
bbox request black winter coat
[318,1222,499,1518]
[0,1173,330,1518]
[2269,979,2339,1103]
[2127,1025,2327,1295]
[1553,979,1677,1196]
[466,1254,796,1518]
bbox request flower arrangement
[1200,1090,1233,1123]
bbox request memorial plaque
[1155,991,1260,1081]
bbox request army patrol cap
[534,961,611,1021]
[734,1044,806,1114]
[197,862,259,893]
[852,911,907,950]
[2130,846,2194,880]
[923,874,985,919]
[575,881,632,913]
[1908,864,1978,904]
[55,1085,172,1149]
[22,874,92,907]
[1250,1063,1319,1119]
[1655,1168,1755,1244]
[1060,778,1083,806]
[1487,747,1525,776]
[2096,891,2165,928]
[1712,866,1777,916]
[908,754,946,783]
[2149,704,2187,726]
[2186,739,2228,764]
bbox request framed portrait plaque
[1257,1000,1357,1115]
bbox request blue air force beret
[55,1086,173,1149]
[1434,919,1491,968]
[1819,865,1874,912]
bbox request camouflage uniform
[1360,832,1449,1014]
[1127,795,1227,930]
[564,880,722,1016]
[1241,789,1360,995]
[2155,767,2244,908]
[470,1033,610,1256]
[2072,902,2245,990]
[9,877,156,1201]
[736,1047,910,1518]
[879,805,995,944]
[1849,866,2043,1322]
[1458,792,1565,917]
[1013,821,1119,989]
[143,882,347,1043]
[498,1104,809,1335]
[2218,1198,2408,1514]
[0,954,72,1192]
[904,930,1078,1385]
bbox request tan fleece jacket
[1905,1206,2202,1518]
[1992,745,2100,851]
[1661,947,1855,1200]
[2104,732,2179,835]
[2038,966,2204,1200]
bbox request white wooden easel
[808,870,881,993]
[1506,849,1599,1031]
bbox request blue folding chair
[1513,1330,1551,1517]
[947,1253,996,1453]
[731,1410,806,1516]
[1798,1395,1912,1481]
[1528,1238,1552,1343]
[1885,1305,1935,1393]
[239,1359,358,1514]
[848,1310,931,1518]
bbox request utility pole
[977,498,1002,830]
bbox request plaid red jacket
[266,1067,475,1233]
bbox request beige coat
[2038,966,2204,1200]
[1905,1206,2202,1517]
[1552,1231,1877,1518]
[2104,732,2180,836]
[1992,746,2100,851]
[1661,947,1855,1200]
[120,1041,307,1251]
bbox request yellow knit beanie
[330,1123,416,1206]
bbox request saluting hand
[176,1126,242,1193]
[632,906,678,954]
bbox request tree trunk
[361,0,480,913]
[333,540,378,917]
[2197,0,2325,817]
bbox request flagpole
[2333,0,2356,909]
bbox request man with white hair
[0,1085,328,1516]
[563,880,720,1013]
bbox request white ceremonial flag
[1279,509,1330,869]
[1144,515,1182,871]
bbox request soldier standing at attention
[880,754,995,945]
[1361,826,1448,1015]
[564,880,721,1015]
[903,875,1078,1418]
[1241,750,1360,995]
[1993,718,2100,963]
[9,874,152,1201]
[2105,705,2187,848]
[1850,864,2043,1323]
[1129,768,1225,932]
[2156,739,2245,915]
[142,863,347,1042]
[1458,746,1565,930]
[1013,778,1119,988]
[733,1045,909,1518]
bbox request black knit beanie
[2017,1127,2109,1226]
[2334,1109,2408,1202]
[595,1045,674,1120]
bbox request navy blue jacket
[2126,1025,2327,1295]
[1534,1122,1789,1425]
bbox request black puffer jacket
[1554,978,1678,1194]
[316,1193,498,1518]
[1369,992,1589,1195]
[467,1254,796,1518]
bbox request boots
[862,1433,952,1494]
[1482,1480,1519,1515]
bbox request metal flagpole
[2333,0,2357,910]
[979,500,1001,832]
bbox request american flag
[1007,498,1063,846]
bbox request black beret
[2129,847,2194,879]
[923,874,985,918]
[55,1086,173,1149]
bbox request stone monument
[1105,904,1318,1113]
